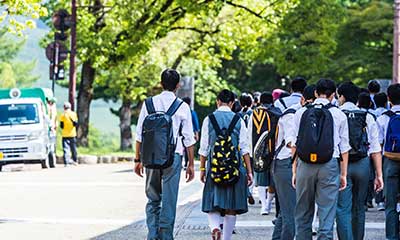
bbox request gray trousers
[336,157,370,240]
[272,157,296,240]
[384,157,400,240]
[145,154,182,240]
[295,158,340,240]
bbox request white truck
[0,88,54,171]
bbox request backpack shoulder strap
[278,98,287,109]
[281,108,296,117]
[227,114,241,136]
[145,97,156,114]
[209,114,223,136]
[383,110,395,117]
[366,111,376,120]
[166,98,184,116]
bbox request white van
[0,89,53,171]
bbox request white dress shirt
[198,106,250,157]
[135,91,196,154]
[372,107,387,118]
[376,105,400,145]
[275,104,302,160]
[339,102,381,155]
[274,93,302,112]
[292,98,351,158]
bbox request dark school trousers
[384,157,400,240]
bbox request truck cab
[0,88,53,170]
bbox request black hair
[217,89,235,104]
[231,100,242,113]
[368,80,380,94]
[374,92,388,108]
[260,91,273,104]
[291,77,307,93]
[303,84,316,101]
[239,93,253,108]
[388,84,400,105]
[161,69,180,91]
[358,92,372,109]
[337,82,360,104]
[182,97,191,105]
[359,88,369,94]
[316,79,336,97]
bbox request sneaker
[377,202,385,211]
[248,195,255,205]
[211,228,221,240]
[260,208,270,215]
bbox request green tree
[0,29,38,88]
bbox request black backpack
[252,105,282,172]
[140,97,183,169]
[343,110,369,162]
[296,104,335,164]
[209,113,241,186]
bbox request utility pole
[69,0,77,110]
[394,0,400,84]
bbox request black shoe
[367,201,373,208]
[272,219,276,225]
[248,196,255,205]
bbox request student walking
[134,69,196,240]
[60,102,79,166]
[199,89,253,240]
[335,82,384,240]
[248,92,281,215]
[274,77,307,112]
[292,79,351,240]
[181,97,200,170]
[376,83,400,240]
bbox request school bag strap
[145,97,156,114]
[227,114,241,136]
[383,110,396,117]
[281,108,296,117]
[166,98,184,117]
[278,98,287,109]
[209,113,241,136]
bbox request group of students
[134,68,400,240]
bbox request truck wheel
[48,153,56,168]
[41,157,49,169]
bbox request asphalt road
[0,163,387,240]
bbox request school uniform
[136,91,196,240]
[199,106,250,214]
[271,105,300,240]
[274,92,302,112]
[292,98,351,240]
[336,102,381,240]
[376,105,400,240]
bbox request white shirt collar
[291,92,303,97]
[160,91,176,97]
[392,105,400,112]
[313,98,330,105]
[339,102,358,110]
[217,106,232,112]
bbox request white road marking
[0,181,145,187]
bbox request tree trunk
[77,61,95,147]
[119,98,132,151]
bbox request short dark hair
[374,92,388,108]
[358,92,372,109]
[368,80,380,94]
[217,89,235,104]
[316,79,336,97]
[291,77,307,93]
[239,93,253,108]
[182,97,191,105]
[337,82,360,104]
[388,84,400,105]
[231,100,242,113]
[303,84,316,101]
[161,69,180,91]
[260,91,273,104]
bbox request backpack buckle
[310,153,317,162]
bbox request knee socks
[208,212,221,231]
[223,215,237,240]
[266,191,275,210]
[258,186,267,209]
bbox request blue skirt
[255,169,273,187]
[202,166,248,215]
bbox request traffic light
[46,9,71,86]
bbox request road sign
[45,41,68,62]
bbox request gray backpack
[140,97,183,169]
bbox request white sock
[208,212,221,231]
[312,204,319,230]
[223,215,236,240]
[258,186,267,209]
[266,192,275,210]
